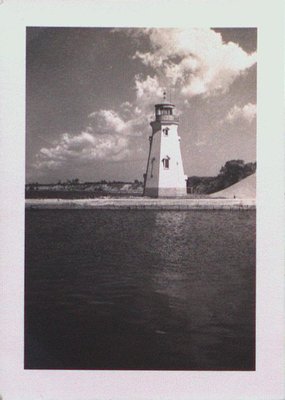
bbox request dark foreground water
[25,209,255,370]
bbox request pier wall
[26,198,256,210]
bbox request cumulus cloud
[34,106,147,171]
[88,110,127,134]
[131,28,256,98]
[34,129,131,171]
[135,74,161,99]
[134,74,164,111]
[225,103,257,124]
[34,105,151,172]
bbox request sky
[26,27,257,183]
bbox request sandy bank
[25,198,256,210]
[210,173,256,199]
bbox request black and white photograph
[25,27,256,371]
[0,1,284,399]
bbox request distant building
[143,95,187,197]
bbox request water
[25,209,255,370]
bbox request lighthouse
[143,94,187,197]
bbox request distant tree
[66,178,80,185]
[244,161,256,176]
[218,160,246,187]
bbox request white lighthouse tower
[143,94,187,197]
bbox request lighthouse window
[162,109,172,115]
[163,128,169,136]
[162,157,170,169]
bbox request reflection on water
[25,209,255,370]
[153,211,188,264]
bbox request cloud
[134,74,164,111]
[33,103,151,172]
[131,28,256,98]
[34,130,130,169]
[120,101,133,112]
[88,110,127,134]
[34,109,137,171]
[225,103,257,124]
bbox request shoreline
[25,198,256,210]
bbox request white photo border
[0,1,284,399]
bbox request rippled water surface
[25,209,255,370]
